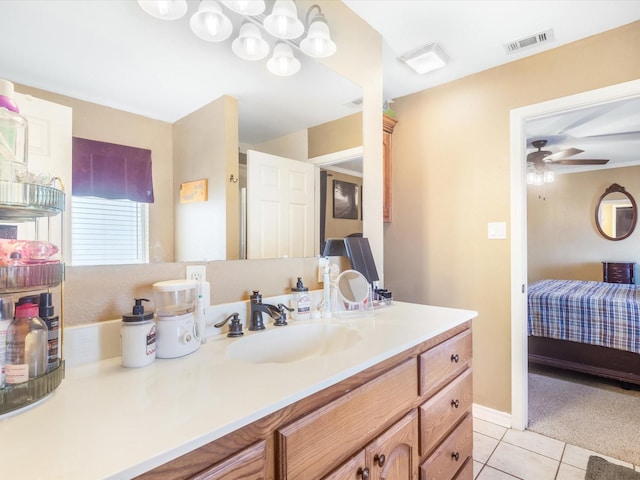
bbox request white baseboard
[473,403,512,429]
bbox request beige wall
[528,166,640,282]
[172,95,239,261]
[385,21,640,413]
[308,112,363,158]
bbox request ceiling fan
[526,139,609,185]
[526,139,610,167]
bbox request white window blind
[71,196,149,266]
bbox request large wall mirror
[595,183,637,241]
[0,0,363,264]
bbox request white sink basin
[226,323,361,364]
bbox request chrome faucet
[249,290,282,331]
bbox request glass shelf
[0,181,65,220]
[0,263,63,291]
[0,362,65,416]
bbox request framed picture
[333,180,359,219]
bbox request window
[71,196,148,266]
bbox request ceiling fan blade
[553,159,610,165]
[543,147,584,162]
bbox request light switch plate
[488,222,507,239]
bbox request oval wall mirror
[595,183,637,241]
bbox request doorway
[509,79,640,430]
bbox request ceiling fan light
[399,43,450,75]
[526,171,536,185]
[267,42,301,76]
[137,0,187,20]
[300,18,336,58]
[263,0,304,40]
[221,0,266,15]
[190,0,233,42]
[232,23,270,60]
[543,170,555,183]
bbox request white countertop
[0,302,476,480]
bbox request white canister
[120,299,156,368]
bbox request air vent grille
[504,28,554,54]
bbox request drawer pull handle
[451,451,460,461]
[451,353,460,363]
[451,399,460,408]
[374,454,386,467]
[358,467,370,480]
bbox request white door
[13,93,72,257]
[246,150,315,259]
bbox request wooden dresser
[602,261,637,284]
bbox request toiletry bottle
[322,260,332,318]
[5,300,48,384]
[120,298,156,368]
[0,79,20,113]
[39,292,60,372]
[0,79,28,179]
[0,295,14,387]
[292,277,310,320]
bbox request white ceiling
[1,0,640,163]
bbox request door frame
[509,79,640,430]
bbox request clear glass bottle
[5,300,48,384]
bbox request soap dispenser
[292,277,310,320]
[120,298,156,368]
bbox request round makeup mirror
[595,183,637,241]
[336,270,370,306]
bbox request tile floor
[473,417,640,479]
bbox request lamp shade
[300,19,336,58]
[190,0,233,42]
[267,43,301,76]
[221,0,266,15]
[232,23,270,60]
[137,0,187,20]
[263,0,304,39]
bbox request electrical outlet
[186,265,206,282]
[318,257,329,282]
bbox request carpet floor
[528,365,640,466]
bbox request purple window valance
[72,137,155,203]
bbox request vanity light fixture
[221,0,266,16]
[136,0,336,75]
[299,4,336,58]
[190,0,234,42]
[399,43,450,75]
[263,0,305,40]
[267,43,301,76]
[137,0,188,20]
[232,22,270,60]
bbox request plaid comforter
[528,279,640,354]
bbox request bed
[527,279,640,386]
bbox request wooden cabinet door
[191,440,267,480]
[366,410,418,480]
[323,451,367,480]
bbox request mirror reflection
[595,183,637,241]
[0,0,363,264]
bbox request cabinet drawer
[452,458,473,480]
[277,359,418,480]
[420,415,472,480]
[419,330,472,398]
[191,440,267,480]
[420,369,472,456]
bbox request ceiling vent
[345,97,363,109]
[504,28,554,54]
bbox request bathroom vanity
[0,301,476,480]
